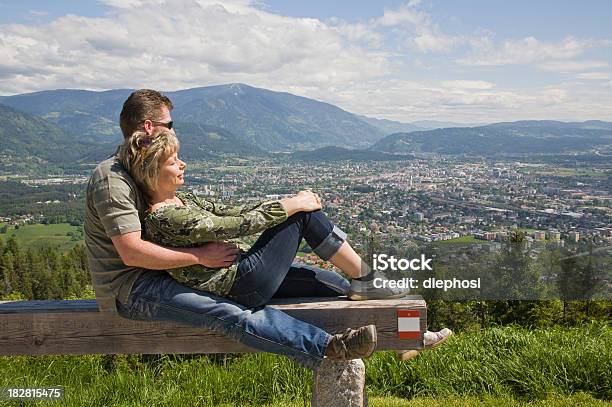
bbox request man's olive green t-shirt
[84,155,149,313]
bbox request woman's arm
[145,198,289,246]
[191,190,321,218]
[147,191,323,247]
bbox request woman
[119,128,450,363]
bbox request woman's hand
[296,190,322,211]
[280,190,322,216]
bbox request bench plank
[0,297,426,356]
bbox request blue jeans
[228,210,348,307]
[116,211,350,370]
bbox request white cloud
[441,80,495,90]
[575,72,610,80]
[0,0,611,122]
[0,0,393,95]
[413,32,457,52]
[327,20,384,48]
[376,1,426,27]
[28,10,49,17]
[373,1,458,52]
[458,36,591,66]
[97,0,146,8]
[321,78,585,123]
[537,60,609,72]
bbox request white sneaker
[395,328,453,361]
[424,328,453,348]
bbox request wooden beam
[0,296,426,356]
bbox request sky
[1,0,611,123]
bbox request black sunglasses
[151,120,173,130]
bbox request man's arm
[111,231,238,269]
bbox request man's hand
[111,231,238,270]
[195,241,239,268]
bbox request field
[436,236,480,245]
[211,165,258,173]
[519,166,610,179]
[0,324,609,406]
[0,223,83,252]
[435,228,547,246]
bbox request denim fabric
[313,225,347,260]
[228,210,347,308]
[273,263,350,298]
[116,211,350,370]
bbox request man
[84,90,238,313]
[84,89,378,370]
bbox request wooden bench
[0,296,427,406]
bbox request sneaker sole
[424,330,453,350]
[362,325,378,358]
[396,330,453,361]
[347,290,409,301]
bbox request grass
[0,223,83,251]
[435,228,545,246]
[519,167,610,179]
[211,165,257,173]
[366,324,611,401]
[0,324,609,406]
[436,236,480,245]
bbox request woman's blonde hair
[118,129,180,201]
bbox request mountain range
[0,83,611,165]
[371,120,612,156]
[0,84,393,153]
[0,103,98,164]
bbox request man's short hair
[119,89,173,139]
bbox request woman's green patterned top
[144,191,288,296]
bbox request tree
[557,252,576,323]
[1,251,15,296]
[484,230,546,326]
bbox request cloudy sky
[1,0,611,123]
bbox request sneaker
[325,324,377,360]
[395,328,453,361]
[347,275,410,300]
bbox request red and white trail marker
[397,309,421,339]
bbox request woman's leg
[301,211,410,300]
[272,263,350,298]
[228,210,348,307]
[229,209,408,305]
[327,242,370,278]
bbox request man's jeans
[116,211,350,370]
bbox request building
[484,232,497,241]
[568,231,580,243]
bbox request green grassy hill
[0,223,83,252]
[0,324,609,406]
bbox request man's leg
[116,271,331,370]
